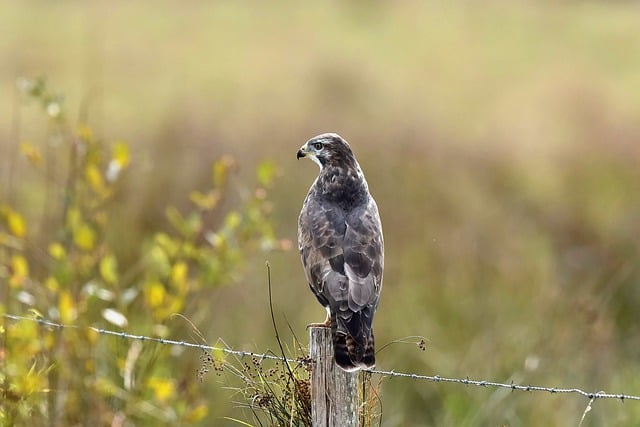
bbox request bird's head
[296,133,357,170]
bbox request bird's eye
[312,142,323,150]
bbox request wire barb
[4,313,640,402]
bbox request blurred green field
[2,1,640,426]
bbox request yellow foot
[306,320,331,329]
[306,310,331,329]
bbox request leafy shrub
[1,78,280,426]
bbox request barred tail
[332,314,375,372]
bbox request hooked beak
[296,145,307,160]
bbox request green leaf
[99,254,118,285]
[112,141,130,168]
[154,232,179,257]
[9,254,29,288]
[144,281,166,308]
[148,246,171,276]
[20,141,43,167]
[256,160,276,187]
[165,206,185,234]
[48,242,66,260]
[5,207,27,238]
[189,190,220,211]
[74,223,96,251]
[184,212,203,237]
[224,212,241,230]
[212,155,236,187]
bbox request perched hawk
[297,133,384,372]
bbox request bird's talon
[306,320,331,329]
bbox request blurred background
[2,1,640,426]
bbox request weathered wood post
[309,326,359,427]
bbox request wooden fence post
[309,326,359,427]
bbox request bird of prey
[297,133,384,372]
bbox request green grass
[3,1,640,425]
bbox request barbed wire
[3,313,293,363]
[4,313,639,402]
[366,368,637,401]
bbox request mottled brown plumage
[297,133,384,371]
